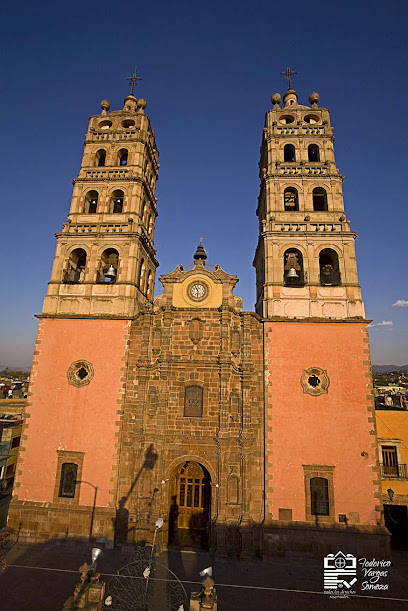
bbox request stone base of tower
[7,500,116,544]
[261,521,390,560]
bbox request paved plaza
[0,538,407,610]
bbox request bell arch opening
[168,460,211,550]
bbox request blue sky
[1,0,407,366]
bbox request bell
[286,267,299,278]
[105,265,116,278]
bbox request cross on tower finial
[127,66,142,96]
[280,66,298,90]
[199,236,204,245]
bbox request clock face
[190,283,206,300]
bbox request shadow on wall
[113,443,158,546]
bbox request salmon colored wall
[265,321,380,525]
[16,318,129,507]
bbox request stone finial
[309,92,319,108]
[271,93,281,109]
[123,94,138,112]
[100,100,111,116]
[137,98,147,113]
[283,89,298,107]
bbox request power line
[3,563,408,603]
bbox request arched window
[84,190,98,214]
[283,187,299,211]
[95,149,106,167]
[284,144,296,162]
[310,477,329,516]
[97,248,119,284]
[118,149,128,166]
[111,190,124,213]
[140,200,146,225]
[283,248,305,287]
[308,144,320,162]
[319,248,341,285]
[63,248,87,284]
[146,270,153,298]
[58,463,78,498]
[138,259,146,292]
[148,214,154,235]
[312,187,328,211]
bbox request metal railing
[380,463,407,479]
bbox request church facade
[8,84,389,557]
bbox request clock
[189,283,207,300]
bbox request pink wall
[265,321,380,525]
[16,318,129,507]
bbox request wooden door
[177,462,208,530]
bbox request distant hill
[372,365,408,373]
[0,365,31,373]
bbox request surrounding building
[375,391,408,545]
[8,81,389,557]
[0,413,23,527]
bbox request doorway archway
[168,461,211,549]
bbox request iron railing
[380,463,407,479]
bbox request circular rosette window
[67,360,94,388]
[301,366,330,396]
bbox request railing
[380,463,407,479]
[320,270,341,286]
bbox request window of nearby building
[5,463,15,477]
[382,445,399,477]
[58,463,78,498]
[11,436,21,449]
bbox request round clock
[190,283,207,300]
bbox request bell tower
[257,75,384,553]
[253,83,364,320]
[8,88,161,539]
[43,92,159,318]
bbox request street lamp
[387,488,394,502]
[144,517,164,597]
[90,547,103,574]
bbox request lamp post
[144,517,164,597]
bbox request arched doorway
[168,461,211,549]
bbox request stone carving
[67,360,94,388]
[184,385,203,417]
[188,318,204,344]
